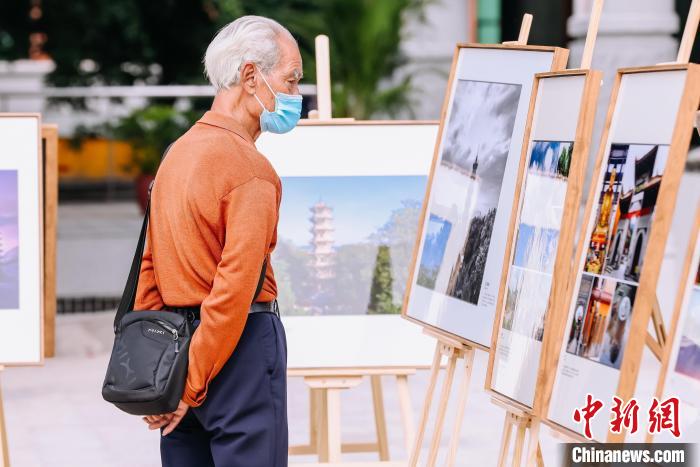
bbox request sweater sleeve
[133,225,164,310]
[182,176,278,407]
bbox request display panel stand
[41,124,58,358]
[486,2,605,465]
[405,14,571,467]
[408,329,477,467]
[289,368,416,465]
[606,1,699,443]
[540,0,700,445]
[493,398,542,467]
[286,37,422,466]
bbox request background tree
[367,244,400,314]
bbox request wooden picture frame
[0,113,44,366]
[402,43,568,349]
[485,69,602,412]
[41,124,58,359]
[545,64,700,442]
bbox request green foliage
[371,199,422,301]
[109,105,201,175]
[368,244,400,314]
[0,2,30,60]
[558,143,572,177]
[3,1,429,118]
[39,0,244,86]
[324,0,427,118]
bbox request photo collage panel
[566,143,668,369]
[502,141,572,342]
[417,79,522,305]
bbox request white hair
[204,15,295,91]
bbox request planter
[135,174,156,214]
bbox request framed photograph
[402,44,568,348]
[0,113,44,365]
[257,121,439,369]
[547,64,700,442]
[486,70,602,410]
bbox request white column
[0,59,54,113]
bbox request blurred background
[1,1,699,465]
[0,0,698,311]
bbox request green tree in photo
[367,244,400,314]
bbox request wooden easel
[289,368,417,464]
[287,36,420,465]
[642,7,700,442]
[408,329,478,467]
[493,399,542,467]
[522,0,700,450]
[41,124,58,359]
[405,13,571,467]
[608,0,699,444]
[487,2,605,465]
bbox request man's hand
[161,399,190,436]
[142,413,173,430]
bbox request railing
[0,83,317,135]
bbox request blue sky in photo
[279,175,426,246]
[529,141,571,175]
[419,214,452,272]
[0,170,18,250]
[512,223,560,273]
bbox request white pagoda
[309,201,335,280]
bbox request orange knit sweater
[133,110,281,408]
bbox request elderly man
[133,15,302,467]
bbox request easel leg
[326,388,342,462]
[512,418,527,467]
[536,444,544,467]
[525,418,541,467]
[497,413,514,467]
[370,375,390,461]
[445,348,475,467]
[396,374,415,456]
[0,366,9,467]
[309,388,319,455]
[318,389,330,462]
[409,342,442,467]
[426,348,458,466]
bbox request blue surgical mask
[254,69,302,134]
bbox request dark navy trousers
[160,312,288,467]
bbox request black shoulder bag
[101,144,267,415]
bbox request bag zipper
[122,318,181,353]
[153,319,180,354]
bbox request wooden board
[402,43,568,349]
[545,63,700,442]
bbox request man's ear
[240,62,257,95]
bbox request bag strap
[113,143,269,332]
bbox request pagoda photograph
[272,175,426,315]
